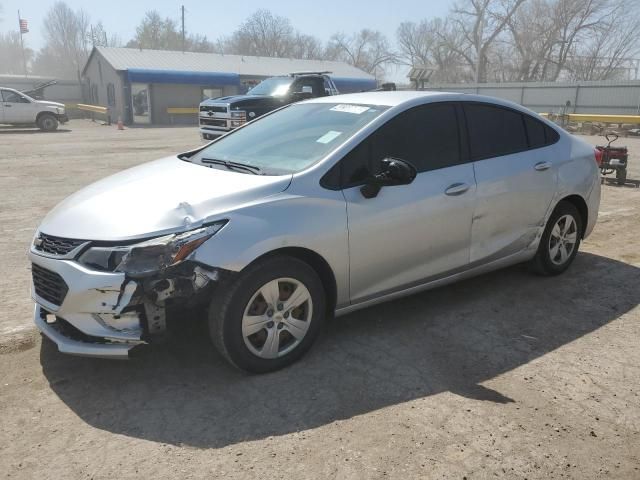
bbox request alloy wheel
[548,214,578,266]
[241,277,313,359]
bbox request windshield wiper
[200,158,261,175]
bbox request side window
[340,103,461,186]
[2,90,29,103]
[464,103,528,160]
[524,115,546,148]
[524,114,560,149]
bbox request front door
[1,89,34,123]
[463,103,558,263]
[342,103,476,303]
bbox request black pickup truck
[198,72,383,139]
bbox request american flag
[19,18,29,34]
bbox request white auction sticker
[330,104,370,114]
[316,130,343,144]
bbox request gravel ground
[0,120,639,479]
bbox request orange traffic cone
[117,117,124,130]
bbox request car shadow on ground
[602,177,640,188]
[40,252,640,448]
[0,128,71,134]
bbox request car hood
[36,100,65,109]
[202,95,283,109]
[38,156,292,241]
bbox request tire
[37,113,59,132]
[616,167,627,186]
[530,201,582,276]
[208,255,326,373]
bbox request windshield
[247,77,293,96]
[188,102,389,175]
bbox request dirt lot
[1,120,639,479]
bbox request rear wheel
[208,256,325,373]
[616,167,627,186]
[37,113,59,132]
[531,201,582,276]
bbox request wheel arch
[36,110,56,124]
[556,194,588,238]
[242,247,338,316]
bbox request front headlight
[78,222,227,275]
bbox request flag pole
[18,10,27,77]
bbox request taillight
[594,148,603,166]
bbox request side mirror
[360,157,417,199]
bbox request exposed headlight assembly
[78,221,227,276]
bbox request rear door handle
[534,161,552,171]
[445,182,470,196]
[3,104,11,107]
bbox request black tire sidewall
[39,114,58,131]
[535,202,582,275]
[211,257,326,373]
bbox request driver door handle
[445,182,470,196]
[534,161,552,171]
[4,104,11,107]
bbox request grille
[32,263,69,306]
[200,118,227,127]
[200,105,227,113]
[34,233,85,255]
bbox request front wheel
[531,201,582,276]
[37,113,59,131]
[209,256,326,373]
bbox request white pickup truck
[0,87,68,131]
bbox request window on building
[106,83,116,107]
[202,88,222,100]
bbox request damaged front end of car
[30,221,230,358]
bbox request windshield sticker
[316,130,343,144]
[330,104,370,114]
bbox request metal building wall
[421,81,640,115]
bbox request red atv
[595,134,628,186]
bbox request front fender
[192,191,350,307]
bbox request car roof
[304,90,533,113]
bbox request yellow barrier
[540,113,640,124]
[167,107,198,114]
[77,103,109,114]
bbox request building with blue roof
[82,46,376,125]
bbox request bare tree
[397,17,474,82]
[451,0,526,82]
[0,32,34,74]
[326,29,396,77]
[90,21,121,48]
[223,9,295,57]
[32,2,91,80]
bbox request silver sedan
[29,91,600,372]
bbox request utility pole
[181,5,185,53]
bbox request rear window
[464,103,528,160]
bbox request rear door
[463,102,558,263]
[341,103,477,303]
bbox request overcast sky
[0,0,453,81]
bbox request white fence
[421,80,640,115]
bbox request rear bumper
[35,305,138,359]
